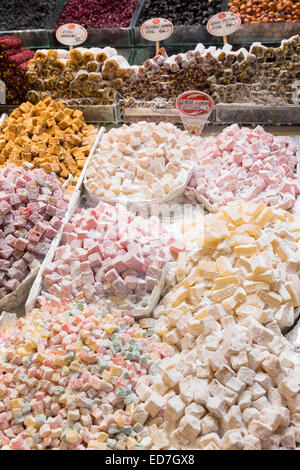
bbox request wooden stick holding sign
[207,11,241,46]
[176,90,214,137]
[140,18,173,54]
[56,23,88,52]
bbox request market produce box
[132,0,223,46]
[47,0,143,48]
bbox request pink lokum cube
[124,275,138,291]
[146,276,157,291]
[105,268,119,282]
[88,252,102,269]
[122,252,143,271]
[95,269,105,282]
[6,278,20,292]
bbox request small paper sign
[176,90,214,136]
[140,18,174,42]
[207,12,241,37]
[56,23,88,46]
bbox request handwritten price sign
[207,12,241,37]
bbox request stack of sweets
[0,97,97,188]
[26,48,129,106]
[0,163,70,298]
[0,36,34,105]
[0,299,175,450]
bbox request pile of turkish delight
[85,122,200,203]
[0,163,69,298]
[186,124,300,210]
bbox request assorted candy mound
[0,163,69,298]
[0,1,58,30]
[136,201,300,450]
[0,36,34,105]
[26,47,127,107]
[0,98,97,189]
[138,0,223,26]
[43,202,184,306]
[85,122,200,202]
[0,299,175,450]
[186,124,300,210]
[55,0,139,29]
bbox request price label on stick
[140,18,173,53]
[56,23,88,49]
[207,12,241,44]
[176,90,214,136]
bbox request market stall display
[85,121,200,203]
[55,0,139,29]
[26,47,127,106]
[0,163,70,298]
[0,36,34,105]
[137,0,223,26]
[0,299,175,450]
[185,124,300,210]
[228,0,300,24]
[0,0,58,31]
[0,97,97,187]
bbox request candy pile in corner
[0,299,175,450]
[0,98,97,189]
[42,201,185,308]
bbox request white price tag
[207,12,241,37]
[140,18,173,42]
[56,23,88,46]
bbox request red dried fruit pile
[55,0,139,29]
[0,36,34,105]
